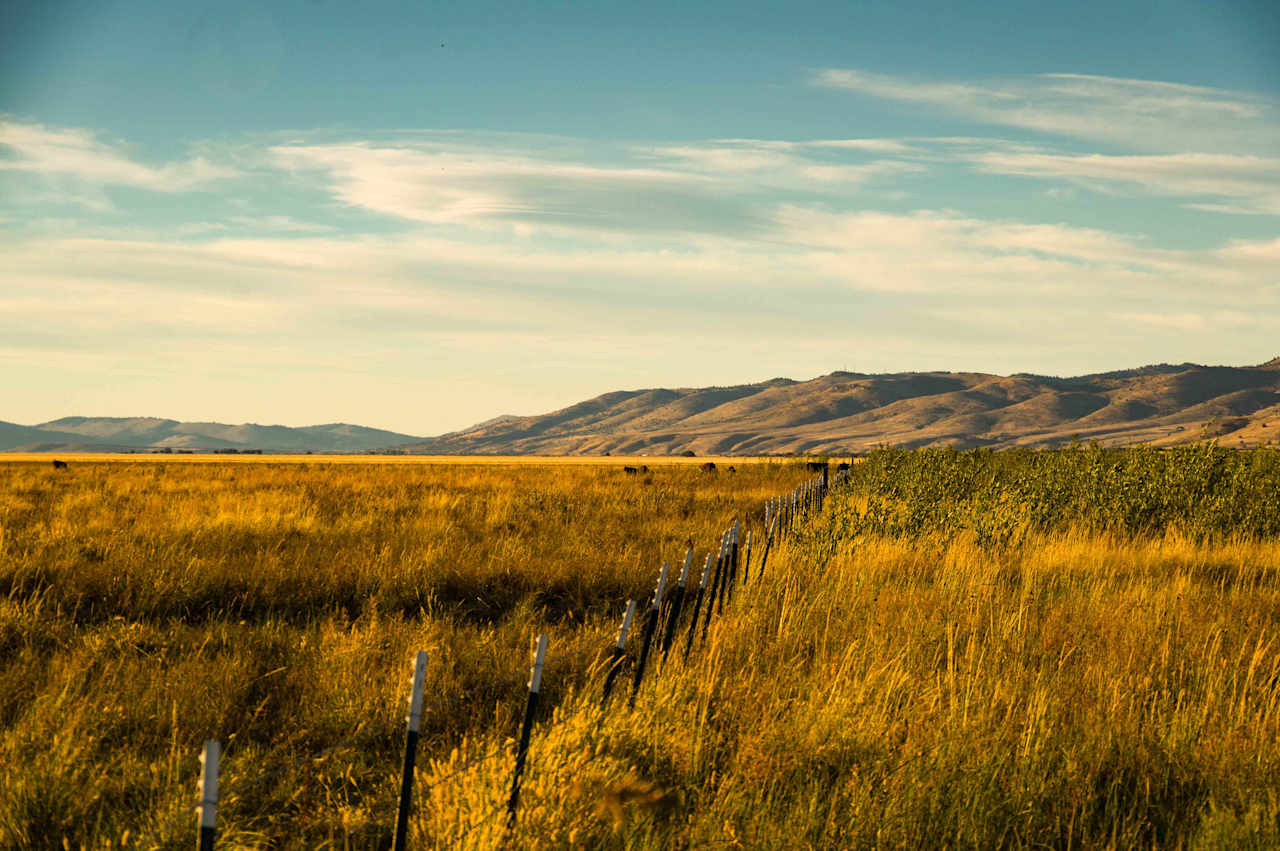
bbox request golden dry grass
[4,450,1280,849]
[0,458,802,848]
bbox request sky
[2,0,1279,436]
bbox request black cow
[836,462,850,472]
[639,465,650,473]
[623,466,639,475]
[52,459,68,470]
[805,461,828,473]
[727,465,736,474]
[701,461,717,473]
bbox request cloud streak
[973,151,1280,215]
[0,119,236,190]
[814,70,1280,154]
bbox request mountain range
[7,360,1280,455]
[405,359,1280,455]
[0,418,426,453]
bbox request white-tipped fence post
[393,650,429,851]
[629,563,670,708]
[602,599,637,705]
[683,552,715,661]
[707,530,730,618]
[758,515,778,579]
[715,528,734,613]
[197,740,219,851]
[726,520,741,599]
[508,634,548,824]
[660,549,694,664]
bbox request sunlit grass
[4,450,1280,848]
[0,459,801,847]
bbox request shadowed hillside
[404,360,1280,455]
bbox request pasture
[0,458,804,847]
[4,447,1280,848]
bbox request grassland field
[4,446,1280,849]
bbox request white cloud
[804,139,916,154]
[0,119,236,190]
[6,117,1280,433]
[268,137,930,238]
[645,141,924,187]
[269,141,754,235]
[973,151,1280,214]
[814,70,1280,154]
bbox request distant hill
[400,360,1280,455]
[0,418,427,453]
[11,360,1280,456]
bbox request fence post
[393,650,429,851]
[742,529,753,586]
[197,740,219,851]
[602,599,637,705]
[758,515,777,579]
[683,552,715,662]
[718,525,735,607]
[508,634,548,825]
[629,563,670,708]
[660,548,694,664]
[708,530,729,618]
[725,520,741,600]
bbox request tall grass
[6,450,1280,848]
[417,447,1280,849]
[0,460,801,848]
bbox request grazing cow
[805,461,828,473]
[701,461,717,473]
[623,466,639,475]
[836,462,850,472]
[52,459,68,470]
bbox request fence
[146,462,853,848]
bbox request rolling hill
[401,359,1280,455]
[9,359,1280,455]
[0,418,427,453]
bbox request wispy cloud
[0,119,236,190]
[267,135,927,239]
[814,70,1280,154]
[973,151,1280,214]
[268,140,783,237]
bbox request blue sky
[2,0,1278,434]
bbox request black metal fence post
[602,599,637,705]
[197,741,219,851]
[708,531,728,618]
[725,520,740,600]
[393,651,429,851]
[683,552,714,662]
[660,548,693,665]
[507,634,548,825]
[629,563,670,708]
[758,516,777,580]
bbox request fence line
[152,461,852,848]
